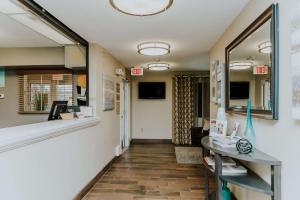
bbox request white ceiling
[0,12,60,47]
[33,0,249,71]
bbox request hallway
[83,144,215,200]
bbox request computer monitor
[48,101,68,121]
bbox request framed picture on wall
[292,4,300,119]
[116,101,120,115]
[102,74,115,111]
[211,62,218,103]
[116,83,120,93]
[211,60,225,106]
[0,69,5,87]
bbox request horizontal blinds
[17,69,72,75]
[18,73,73,113]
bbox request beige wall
[210,0,298,200]
[89,43,125,148]
[0,70,48,128]
[131,72,173,139]
[0,47,64,66]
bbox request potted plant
[34,92,48,111]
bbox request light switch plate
[0,94,4,99]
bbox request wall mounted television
[138,82,166,99]
[230,81,250,99]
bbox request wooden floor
[83,144,215,200]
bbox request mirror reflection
[229,19,272,111]
[0,1,87,128]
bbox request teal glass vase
[222,181,231,200]
[244,99,256,148]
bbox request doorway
[120,80,131,152]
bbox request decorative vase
[217,107,226,121]
[244,99,256,148]
[222,181,231,200]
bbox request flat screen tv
[138,82,166,99]
[230,82,250,99]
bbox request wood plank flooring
[83,144,215,200]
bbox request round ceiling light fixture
[109,0,173,16]
[230,62,252,70]
[258,41,272,54]
[138,42,170,56]
[148,63,170,71]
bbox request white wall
[210,0,299,199]
[0,43,125,200]
[132,72,173,140]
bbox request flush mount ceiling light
[258,41,272,54]
[138,42,170,56]
[148,63,170,71]
[109,0,173,16]
[230,62,252,70]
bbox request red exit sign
[131,68,144,76]
[253,65,268,75]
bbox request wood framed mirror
[225,4,279,120]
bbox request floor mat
[175,146,202,164]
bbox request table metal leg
[202,148,210,200]
[204,167,210,200]
[271,165,281,200]
[215,153,223,200]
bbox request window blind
[18,71,73,113]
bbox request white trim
[0,118,100,153]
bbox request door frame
[120,80,131,152]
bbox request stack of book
[204,156,247,176]
[211,137,237,148]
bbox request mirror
[0,0,89,128]
[225,5,279,119]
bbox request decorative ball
[236,138,253,154]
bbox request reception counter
[0,116,121,200]
[0,117,100,153]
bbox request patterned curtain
[172,76,197,145]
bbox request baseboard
[131,139,173,144]
[73,156,117,200]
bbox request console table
[201,136,281,200]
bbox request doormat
[175,147,202,164]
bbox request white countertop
[0,117,100,153]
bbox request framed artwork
[116,101,120,115]
[0,69,5,87]
[292,4,300,119]
[116,83,120,93]
[211,60,225,106]
[102,74,115,111]
[211,62,218,103]
[115,82,121,114]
